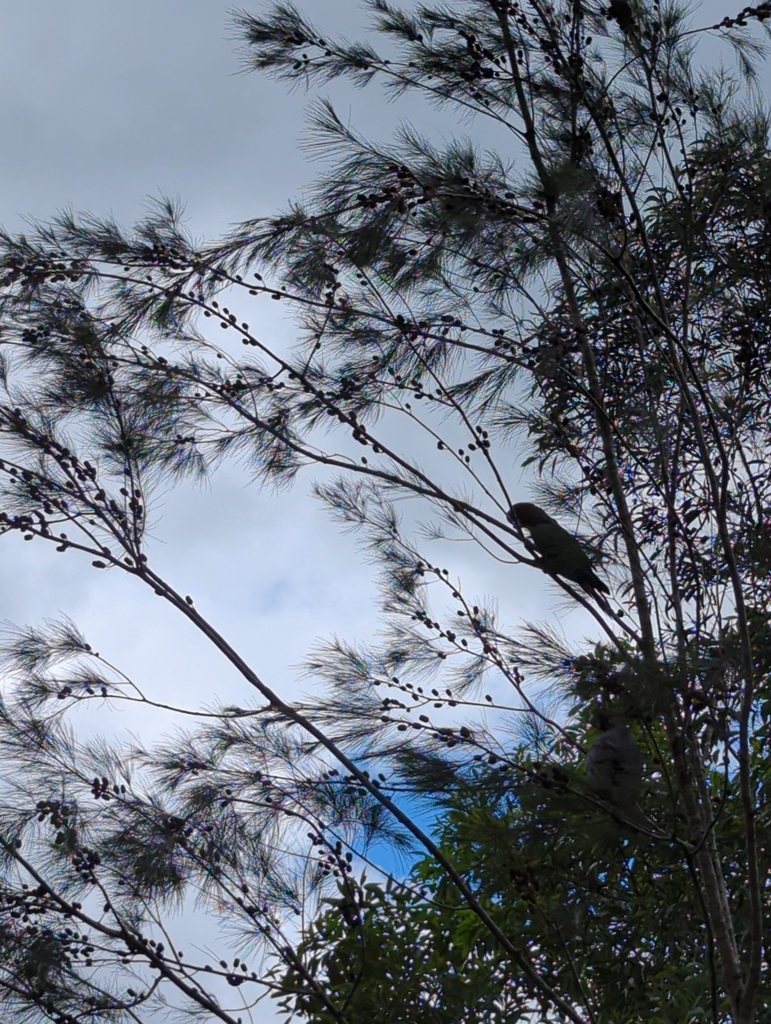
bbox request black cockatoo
[509,502,610,598]
[585,722,643,801]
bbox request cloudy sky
[0,0,753,745]
[0,0,756,1014]
[1,0,399,725]
[0,0,571,736]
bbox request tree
[0,0,771,1021]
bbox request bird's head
[509,502,555,528]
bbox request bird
[585,722,643,801]
[509,502,610,597]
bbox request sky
[0,0,756,1018]
[0,0,567,739]
[0,0,394,724]
[0,0,746,718]
[0,6,550,1015]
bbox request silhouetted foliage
[1,1,771,1022]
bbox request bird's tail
[579,570,610,597]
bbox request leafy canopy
[1,0,771,1022]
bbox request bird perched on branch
[585,721,643,801]
[509,502,610,598]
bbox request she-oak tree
[0,0,770,1021]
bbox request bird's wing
[530,522,594,574]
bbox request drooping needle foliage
[1,1,771,1021]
